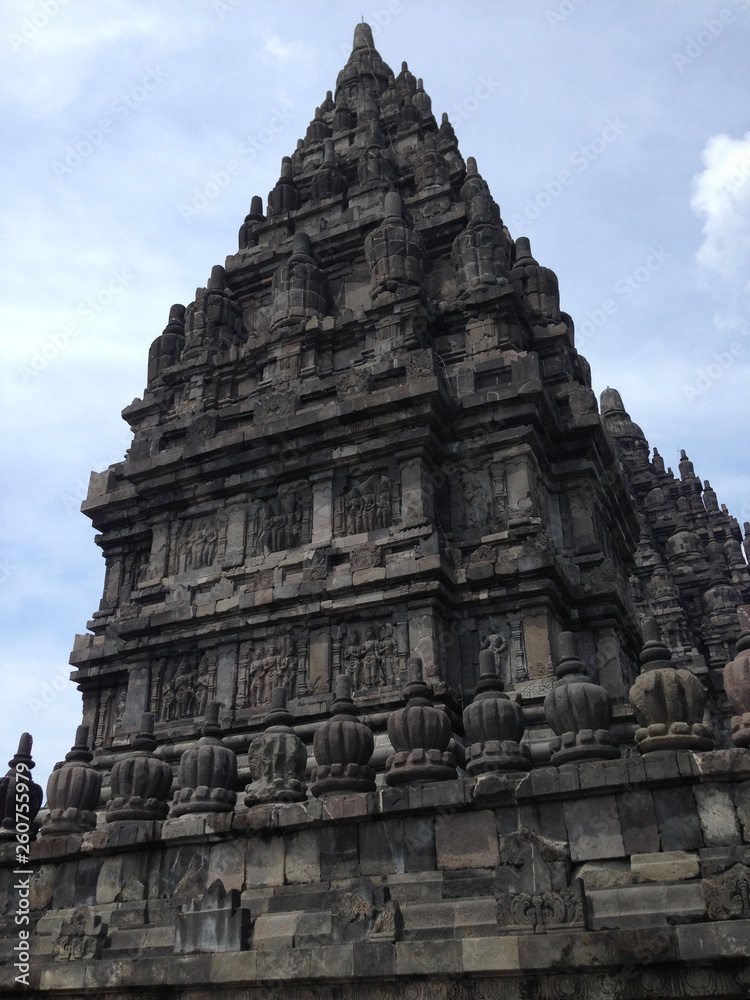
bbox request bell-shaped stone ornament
[270,231,328,332]
[364,192,426,299]
[385,657,457,785]
[171,702,237,816]
[0,733,44,842]
[244,688,308,806]
[723,632,750,748]
[106,713,173,822]
[463,649,531,775]
[629,618,713,753]
[42,725,102,836]
[544,632,619,765]
[312,674,375,795]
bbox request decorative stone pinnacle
[9,733,34,770]
[264,686,296,729]
[513,236,536,265]
[352,22,375,51]
[555,631,590,680]
[202,700,222,737]
[132,712,157,753]
[65,725,93,763]
[639,617,673,671]
[476,647,504,695]
[383,190,403,221]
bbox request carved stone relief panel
[451,463,507,535]
[332,620,408,692]
[248,481,312,556]
[167,511,230,576]
[150,651,217,723]
[334,474,400,537]
[236,630,309,710]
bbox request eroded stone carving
[53,908,108,961]
[106,712,173,822]
[245,689,308,806]
[250,481,312,555]
[0,733,43,842]
[237,634,305,708]
[703,863,750,920]
[336,474,398,536]
[341,622,402,690]
[153,652,215,723]
[496,882,585,934]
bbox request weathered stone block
[207,839,247,893]
[435,810,499,870]
[631,850,700,883]
[693,784,742,847]
[616,788,660,855]
[677,919,750,959]
[574,859,632,890]
[401,815,437,872]
[462,934,521,972]
[563,794,626,862]
[309,943,354,978]
[320,823,359,880]
[395,938,462,975]
[284,828,321,884]
[245,835,285,889]
[652,786,704,851]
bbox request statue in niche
[481,630,509,683]
[344,630,363,689]
[177,516,223,573]
[247,647,266,706]
[194,654,211,717]
[362,627,381,687]
[173,655,195,718]
[462,470,493,530]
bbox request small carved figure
[362,627,381,687]
[345,630,363,689]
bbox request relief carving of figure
[462,470,492,530]
[251,484,312,555]
[339,475,397,537]
[248,647,266,706]
[362,627,381,687]
[345,630,363,689]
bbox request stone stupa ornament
[629,617,713,754]
[544,632,619,765]
[171,702,237,817]
[311,673,376,796]
[385,657,457,785]
[41,725,102,836]
[0,733,44,842]
[244,688,308,806]
[462,649,532,774]
[723,631,750,748]
[106,713,173,822]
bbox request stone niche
[236,631,309,710]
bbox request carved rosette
[244,689,307,806]
[106,713,173,822]
[171,702,237,816]
[724,633,750,748]
[311,674,375,795]
[544,632,619,765]
[385,657,457,785]
[629,618,713,754]
[0,733,43,842]
[463,649,531,775]
[41,726,102,836]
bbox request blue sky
[1,0,749,786]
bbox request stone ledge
[631,850,700,884]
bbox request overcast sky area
[1,0,749,786]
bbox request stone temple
[3,22,750,999]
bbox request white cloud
[691,131,750,290]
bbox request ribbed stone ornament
[244,688,307,806]
[462,649,532,774]
[385,657,457,785]
[722,632,750,748]
[41,725,102,836]
[364,192,426,298]
[629,618,713,754]
[106,713,173,822]
[312,673,375,795]
[0,733,43,841]
[544,632,619,765]
[171,702,237,816]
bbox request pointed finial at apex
[352,22,375,51]
[600,386,627,416]
[513,236,537,265]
